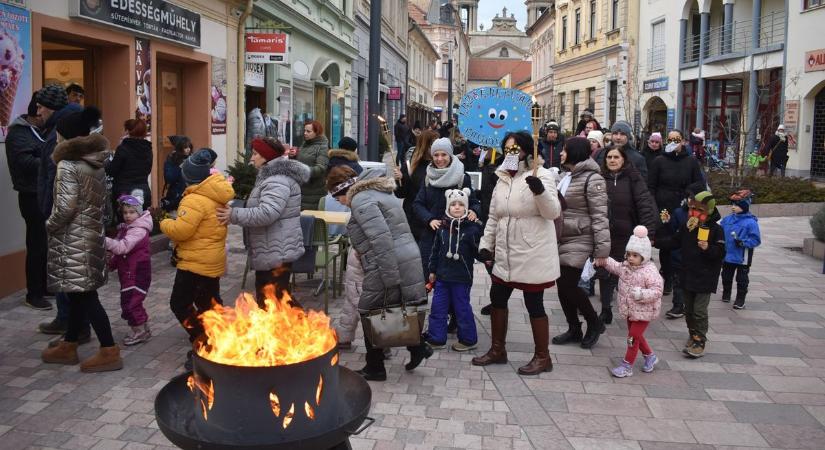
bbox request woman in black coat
[107,119,153,210]
[598,146,659,324]
[395,130,438,240]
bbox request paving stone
[565,393,651,417]
[753,375,825,393]
[723,401,821,426]
[684,421,768,447]
[679,371,764,391]
[638,443,714,450]
[645,398,734,421]
[753,423,825,450]
[704,389,773,403]
[550,412,624,439]
[566,436,642,449]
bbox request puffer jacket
[593,144,648,181]
[346,169,427,312]
[647,150,704,214]
[429,218,482,284]
[107,137,153,206]
[160,173,235,277]
[5,115,45,193]
[297,135,330,210]
[603,165,659,260]
[105,210,152,292]
[558,158,611,268]
[657,210,725,293]
[480,160,562,284]
[337,247,364,342]
[603,258,663,322]
[46,133,110,293]
[720,212,761,265]
[230,157,310,271]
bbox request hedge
[707,172,825,204]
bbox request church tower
[456,0,479,32]
[525,0,553,29]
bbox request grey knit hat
[35,84,68,111]
[181,149,216,185]
[610,120,633,138]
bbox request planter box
[803,238,825,261]
[718,202,825,218]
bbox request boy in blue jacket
[719,189,761,310]
[426,188,482,352]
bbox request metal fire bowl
[154,366,373,450]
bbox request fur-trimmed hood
[258,156,311,184]
[52,133,110,168]
[346,168,396,202]
[328,149,359,161]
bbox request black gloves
[525,176,545,195]
[477,248,494,263]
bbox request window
[587,87,596,113]
[681,80,697,132]
[558,92,566,126]
[441,55,449,78]
[561,16,568,50]
[805,0,823,9]
[590,0,597,39]
[539,6,548,16]
[608,80,618,126]
[572,91,580,129]
[611,0,620,30]
[574,9,581,45]
[460,7,469,31]
[649,21,666,71]
[500,47,509,58]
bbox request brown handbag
[361,289,425,348]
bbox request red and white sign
[388,87,402,101]
[805,49,825,73]
[245,32,289,64]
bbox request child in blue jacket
[426,188,482,352]
[719,189,761,309]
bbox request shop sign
[666,108,675,130]
[387,87,402,101]
[135,38,151,128]
[784,100,799,149]
[643,77,669,93]
[244,63,265,88]
[211,57,227,135]
[245,32,288,64]
[0,0,26,8]
[71,0,201,48]
[805,49,825,73]
[0,3,31,142]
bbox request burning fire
[187,373,214,420]
[196,287,337,367]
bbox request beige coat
[480,160,561,285]
[557,158,611,268]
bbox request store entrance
[42,40,96,106]
[157,64,183,197]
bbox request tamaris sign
[245,32,289,64]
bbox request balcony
[647,45,666,72]
[680,10,786,65]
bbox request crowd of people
[7,87,764,379]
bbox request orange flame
[316,375,323,406]
[331,354,339,366]
[283,403,295,429]
[188,374,214,420]
[196,287,337,367]
[304,402,315,420]
[269,391,281,417]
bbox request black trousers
[489,282,547,318]
[557,265,598,326]
[169,269,222,343]
[18,192,47,300]
[65,291,114,347]
[363,332,428,369]
[254,263,293,308]
[721,262,749,293]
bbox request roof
[408,3,428,25]
[467,58,532,86]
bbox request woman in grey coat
[217,138,310,306]
[553,137,612,349]
[327,166,433,381]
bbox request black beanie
[56,106,101,140]
[35,84,68,111]
[26,92,37,117]
[181,149,216,185]
[338,136,358,151]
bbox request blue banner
[458,87,532,147]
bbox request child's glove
[525,176,545,195]
[633,287,643,300]
[477,248,493,263]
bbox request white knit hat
[587,130,604,147]
[430,137,453,157]
[625,225,652,261]
[445,188,470,218]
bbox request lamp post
[447,41,454,124]
[531,97,541,176]
[367,1,382,161]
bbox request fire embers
[269,375,324,429]
[196,287,337,367]
[187,373,214,421]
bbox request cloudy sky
[477,1,528,31]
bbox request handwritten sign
[457,87,532,147]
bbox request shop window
[704,79,742,159]
[805,0,822,10]
[43,41,96,106]
[681,80,697,132]
[293,85,313,147]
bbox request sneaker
[480,304,492,316]
[665,304,685,319]
[642,354,659,373]
[610,361,633,378]
[451,341,477,352]
[684,336,705,358]
[732,303,745,310]
[426,340,447,350]
[24,297,52,311]
[733,295,746,310]
[38,319,67,335]
[123,326,151,346]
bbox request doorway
[314,85,330,139]
[157,64,183,194]
[42,40,96,106]
[812,87,825,179]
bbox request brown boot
[472,307,508,366]
[80,345,123,373]
[42,341,79,365]
[518,316,553,375]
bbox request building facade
[407,7,440,128]
[466,7,531,60]
[552,0,640,134]
[527,7,556,122]
[350,0,409,155]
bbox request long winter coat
[593,144,648,180]
[658,212,725,294]
[603,258,663,322]
[395,156,429,239]
[160,174,235,277]
[480,160,562,284]
[46,133,110,293]
[647,150,704,214]
[105,210,152,292]
[766,134,789,168]
[603,165,659,260]
[163,153,187,211]
[230,157,310,271]
[297,135,330,210]
[107,137,153,208]
[346,169,427,312]
[558,158,611,269]
[720,212,761,265]
[5,115,44,193]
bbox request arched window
[500,47,509,58]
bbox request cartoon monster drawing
[458,87,532,147]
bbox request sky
[477,1,528,32]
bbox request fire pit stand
[154,348,373,449]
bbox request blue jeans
[427,281,477,345]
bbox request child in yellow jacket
[160,149,234,370]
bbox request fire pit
[154,289,373,449]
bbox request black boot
[580,317,606,349]
[405,342,433,371]
[552,321,583,345]
[721,285,732,303]
[357,348,387,381]
[480,304,493,316]
[733,290,747,310]
[599,308,613,325]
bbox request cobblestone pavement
[1,216,824,450]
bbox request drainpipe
[676,18,687,130]
[695,11,709,129]
[746,0,763,156]
[237,0,253,157]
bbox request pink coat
[603,258,663,322]
[105,211,152,292]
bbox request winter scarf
[426,156,465,188]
